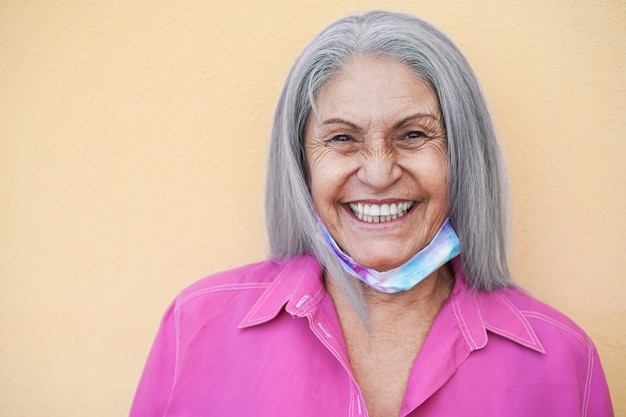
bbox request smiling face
[305,55,449,272]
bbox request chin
[352,251,410,272]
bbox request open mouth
[348,201,415,224]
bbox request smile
[348,201,415,223]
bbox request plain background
[1,1,624,415]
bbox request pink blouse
[130,255,613,416]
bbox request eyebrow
[393,112,439,129]
[320,112,438,131]
[321,118,362,131]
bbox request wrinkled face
[305,55,449,272]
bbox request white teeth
[348,201,414,224]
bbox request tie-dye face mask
[319,218,461,293]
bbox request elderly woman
[130,11,613,417]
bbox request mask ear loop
[318,218,460,293]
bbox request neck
[325,264,455,417]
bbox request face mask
[319,218,461,293]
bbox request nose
[356,146,402,191]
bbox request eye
[400,130,428,145]
[406,131,426,139]
[323,133,360,154]
[330,134,352,142]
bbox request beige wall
[1,1,624,415]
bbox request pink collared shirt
[130,256,614,416]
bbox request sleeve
[129,301,178,417]
[585,338,614,417]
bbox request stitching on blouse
[267,262,311,318]
[484,321,529,345]
[349,378,355,417]
[177,282,271,311]
[173,301,181,388]
[242,261,318,325]
[317,321,332,338]
[240,269,292,324]
[295,294,309,308]
[172,283,271,389]
[452,297,476,350]
[478,294,545,352]
[482,320,544,353]
[471,293,487,328]
[521,309,593,417]
[305,312,355,416]
[293,282,326,316]
[499,294,537,342]
[257,264,295,308]
[520,311,587,346]
[582,335,593,417]
[470,294,488,349]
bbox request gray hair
[265,10,512,314]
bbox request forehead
[312,54,441,121]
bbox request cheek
[307,146,342,187]
[306,154,356,221]
[405,147,449,204]
[425,142,448,180]
[306,155,334,210]
[429,160,448,193]
[430,161,450,211]
[308,163,338,208]
[428,164,449,206]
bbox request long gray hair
[265,10,512,315]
